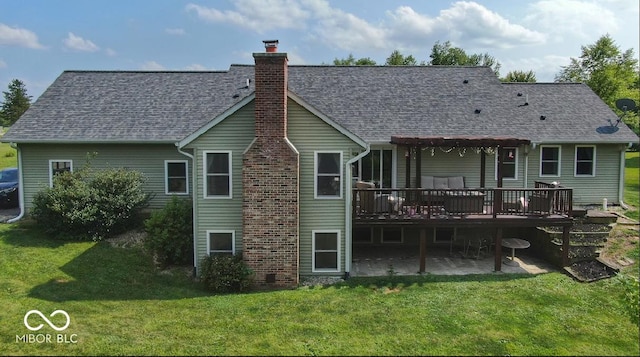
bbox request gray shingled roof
[3,64,638,145]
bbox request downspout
[618,144,631,209]
[176,143,198,276]
[7,143,24,223]
[344,145,370,278]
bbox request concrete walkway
[352,247,556,276]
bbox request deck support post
[494,227,503,272]
[405,147,411,188]
[419,228,426,273]
[480,150,486,188]
[562,225,570,266]
[415,147,422,191]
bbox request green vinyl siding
[399,148,508,189]
[527,144,624,205]
[185,102,255,269]
[288,99,364,276]
[17,143,189,211]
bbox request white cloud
[0,23,45,49]
[141,61,165,70]
[0,58,6,68]
[186,0,310,33]
[386,2,545,50]
[63,32,100,52]
[302,0,388,51]
[165,28,186,35]
[523,0,618,43]
[105,48,117,57]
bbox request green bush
[144,196,194,267]
[615,273,639,326]
[199,254,254,293]
[30,165,150,241]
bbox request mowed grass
[624,151,639,221]
[0,141,17,169]
[0,222,638,356]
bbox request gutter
[175,143,198,276]
[344,145,370,278]
[7,143,25,223]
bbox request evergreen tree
[0,79,32,127]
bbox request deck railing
[352,187,572,221]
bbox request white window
[312,230,340,272]
[495,147,518,180]
[204,151,232,198]
[49,160,73,187]
[315,151,342,199]
[575,146,596,177]
[165,160,189,194]
[540,146,561,177]
[206,230,235,255]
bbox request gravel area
[299,276,344,287]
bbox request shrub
[30,164,150,241]
[199,254,254,293]
[144,196,194,267]
[615,273,639,326]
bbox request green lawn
[0,142,17,169]
[624,152,639,221]
[0,222,638,356]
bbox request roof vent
[540,115,546,120]
[463,79,469,84]
[517,92,523,97]
[475,109,481,114]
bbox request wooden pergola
[390,135,532,189]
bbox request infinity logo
[23,310,71,332]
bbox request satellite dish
[616,98,637,112]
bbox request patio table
[501,238,530,266]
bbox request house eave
[2,139,178,145]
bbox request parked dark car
[0,167,19,208]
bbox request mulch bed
[564,259,619,282]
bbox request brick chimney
[242,40,300,288]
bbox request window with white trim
[315,151,342,198]
[575,146,596,176]
[165,160,188,194]
[540,146,561,177]
[204,151,231,198]
[312,230,340,272]
[49,160,72,187]
[496,147,518,180]
[207,231,235,255]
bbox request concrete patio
[351,245,556,276]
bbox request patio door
[352,149,394,188]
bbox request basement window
[207,231,235,256]
[312,230,340,272]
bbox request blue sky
[1,0,638,100]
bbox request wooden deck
[353,186,573,228]
[352,186,574,272]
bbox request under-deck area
[351,244,556,276]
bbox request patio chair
[465,235,493,259]
[356,181,376,214]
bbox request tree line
[1,35,638,136]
